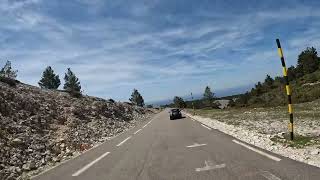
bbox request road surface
[33,110,320,180]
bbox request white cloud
[2,0,320,101]
[0,0,41,12]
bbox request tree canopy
[297,47,319,75]
[264,74,274,87]
[38,66,61,89]
[0,60,18,79]
[203,86,216,107]
[173,96,186,108]
[63,68,81,93]
[129,89,145,107]
[203,86,214,100]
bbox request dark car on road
[170,109,182,120]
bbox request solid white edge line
[116,136,132,147]
[201,124,211,130]
[72,152,110,176]
[142,124,148,128]
[232,140,281,162]
[134,129,142,135]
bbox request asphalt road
[33,110,320,180]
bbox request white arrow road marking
[260,171,282,180]
[134,129,142,134]
[186,143,207,148]
[232,140,281,162]
[201,124,211,130]
[72,152,110,176]
[195,160,226,172]
[116,136,132,147]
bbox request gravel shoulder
[185,101,320,168]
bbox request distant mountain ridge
[148,84,253,106]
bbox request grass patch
[271,134,320,148]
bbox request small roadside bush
[68,90,82,98]
[305,74,318,83]
[0,76,18,87]
[108,99,115,103]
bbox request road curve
[33,110,320,180]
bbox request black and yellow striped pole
[276,39,294,140]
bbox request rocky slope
[0,80,156,180]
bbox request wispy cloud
[1,0,320,102]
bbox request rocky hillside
[0,80,156,180]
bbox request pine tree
[129,89,145,107]
[203,86,218,108]
[0,60,18,79]
[63,68,81,92]
[235,92,250,106]
[255,82,263,95]
[203,86,214,103]
[287,66,297,81]
[173,96,186,108]
[264,74,274,88]
[297,47,319,74]
[38,66,61,89]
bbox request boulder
[22,161,36,171]
[310,149,319,155]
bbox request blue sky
[1,0,320,103]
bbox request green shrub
[305,74,318,83]
[68,90,82,98]
[0,76,18,87]
[311,90,320,98]
[108,99,115,103]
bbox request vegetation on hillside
[38,66,61,89]
[0,61,19,87]
[173,96,187,108]
[63,68,81,92]
[63,68,82,97]
[0,62,147,104]
[0,60,18,79]
[129,89,145,107]
[167,46,320,109]
[168,86,220,109]
[233,46,320,107]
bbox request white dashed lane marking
[72,152,110,176]
[195,160,226,172]
[260,171,282,180]
[186,143,207,148]
[134,129,142,135]
[116,136,132,147]
[232,140,281,162]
